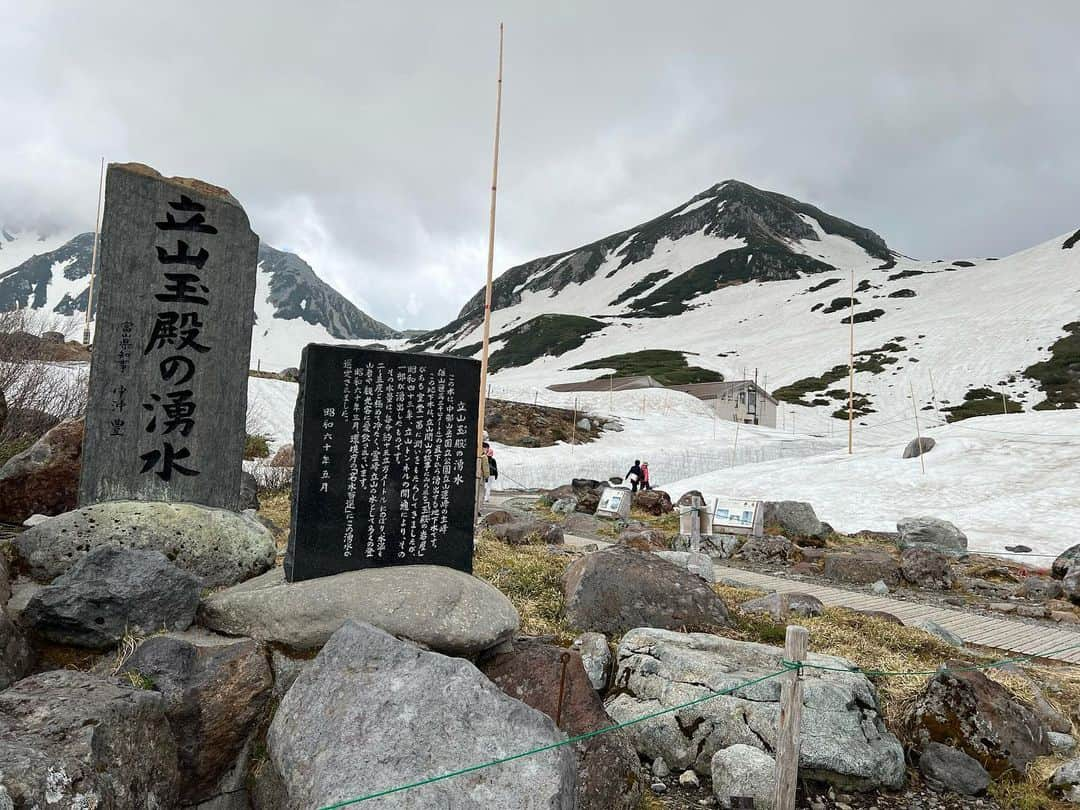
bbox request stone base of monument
[12,501,276,588]
[672,533,742,559]
[197,564,520,656]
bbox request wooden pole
[1001,389,1008,415]
[772,625,809,810]
[909,381,925,475]
[475,24,504,510]
[609,373,614,414]
[82,156,105,346]
[731,420,741,467]
[847,267,855,454]
[571,397,578,450]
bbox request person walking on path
[482,441,496,502]
[641,461,652,491]
[625,459,644,493]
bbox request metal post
[772,625,808,810]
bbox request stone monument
[79,163,258,511]
[285,345,481,582]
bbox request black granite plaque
[285,344,481,582]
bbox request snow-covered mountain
[0,230,399,370]
[412,180,1080,433]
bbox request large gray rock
[904,663,1051,777]
[1050,758,1080,804]
[1065,568,1080,606]
[900,547,955,589]
[918,742,990,795]
[0,610,32,690]
[199,564,518,655]
[14,500,276,587]
[562,546,732,635]
[824,549,900,586]
[605,628,905,791]
[711,744,776,809]
[0,417,83,523]
[239,470,260,511]
[735,535,794,563]
[897,516,968,555]
[762,501,827,540]
[118,632,272,804]
[903,437,936,459]
[911,619,963,647]
[739,592,824,622]
[655,550,716,582]
[24,545,200,648]
[0,670,179,808]
[1052,544,1080,579]
[23,542,200,652]
[573,632,612,692]
[261,620,576,809]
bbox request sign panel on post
[285,345,481,582]
[711,498,764,536]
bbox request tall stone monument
[286,344,481,582]
[79,163,258,510]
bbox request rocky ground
[1,422,1079,808]
[484,397,617,447]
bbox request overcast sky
[4,1,1079,329]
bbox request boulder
[572,632,611,691]
[577,491,600,513]
[676,490,705,507]
[240,469,260,511]
[711,744,776,809]
[1050,758,1080,804]
[543,484,576,505]
[654,550,716,583]
[268,443,294,467]
[199,564,519,655]
[633,489,674,516]
[617,527,670,551]
[0,610,32,690]
[563,512,601,535]
[13,500,276,587]
[261,621,576,809]
[1015,576,1064,601]
[0,417,83,523]
[576,417,592,432]
[900,547,956,589]
[857,609,903,625]
[571,478,604,496]
[904,663,1051,777]
[482,508,517,526]
[1065,568,1080,605]
[870,579,890,595]
[551,497,578,514]
[279,367,299,381]
[897,516,968,555]
[903,437,936,459]
[762,501,827,540]
[739,592,824,622]
[480,640,643,809]
[118,633,272,804]
[489,519,563,545]
[1052,544,1080,579]
[918,742,990,795]
[606,628,905,790]
[735,535,794,563]
[912,619,963,646]
[1049,732,1077,755]
[0,670,179,808]
[824,550,901,586]
[562,546,732,635]
[24,546,200,648]
[0,553,10,605]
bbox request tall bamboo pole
[82,157,105,346]
[910,381,926,475]
[475,24,504,509]
[847,267,855,453]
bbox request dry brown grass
[473,534,576,644]
[258,491,293,563]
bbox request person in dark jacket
[625,459,644,493]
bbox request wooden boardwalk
[717,566,1080,665]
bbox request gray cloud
[4,1,1079,328]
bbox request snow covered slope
[0,230,399,371]
[414,181,1080,436]
[666,411,1080,560]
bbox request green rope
[318,667,790,809]
[319,640,1080,808]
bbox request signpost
[711,498,764,537]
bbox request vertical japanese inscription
[79,163,258,509]
[286,345,481,582]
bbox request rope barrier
[318,639,1080,808]
[318,667,791,808]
